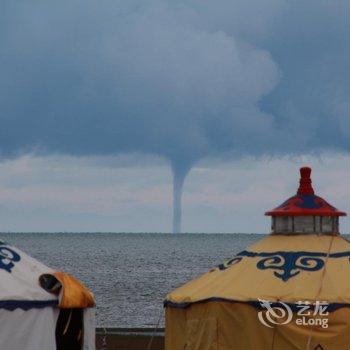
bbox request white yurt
[0,238,95,350]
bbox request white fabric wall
[0,307,59,350]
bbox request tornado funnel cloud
[172,173,184,233]
[171,164,190,233]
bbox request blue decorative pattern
[0,241,21,273]
[217,257,242,271]
[295,195,323,209]
[273,194,338,213]
[236,250,350,282]
[0,299,58,310]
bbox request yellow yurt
[164,167,350,350]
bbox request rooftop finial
[265,166,346,218]
[297,166,314,195]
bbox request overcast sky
[1,1,350,232]
[1,154,349,233]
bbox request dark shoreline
[96,328,165,350]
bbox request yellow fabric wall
[165,302,350,350]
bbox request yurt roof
[165,234,350,309]
[0,239,57,309]
[0,238,95,310]
[265,167,346,217]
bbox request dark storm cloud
[261,0,350,153]
[0,0,281,169]
[2,1,350,163]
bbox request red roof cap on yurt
[265,167,347,217]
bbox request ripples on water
[1,232,262,327]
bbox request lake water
[1,232,262,327]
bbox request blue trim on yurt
[163,298,350,312]
[0,299,58,310]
